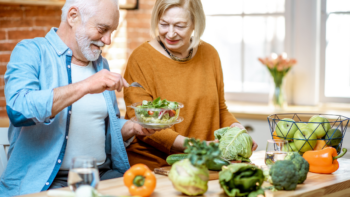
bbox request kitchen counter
[19,151,350,197]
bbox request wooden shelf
[226,101,350,122]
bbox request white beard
[75,26,105,61]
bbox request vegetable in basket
[214,127,253,162]
[325,128,342,146]
[219,163,265,197]
[303,147,347,174]
[168,138,221,196]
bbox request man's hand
[133,123,157,136]
[230,122,258,151]
[82,69,129,94]
[121,120,158,141]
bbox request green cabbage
[219,164,265,197]
[214,127,253,161]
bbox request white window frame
[210,0,349,105]
[319,0,350,103]
[213,1,293,103]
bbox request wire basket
[267,113,349,154]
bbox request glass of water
[68,156,100,191]
[265,139,289,168]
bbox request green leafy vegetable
[184,138,221,167]
[138,97,178,109]
[214,127,253,161]
[219,163,265,197]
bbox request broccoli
[284,152,309,184]
[269,160,299,190]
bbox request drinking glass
[265,139,289,168]
[68,156,100,191]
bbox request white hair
[61,0,119,23]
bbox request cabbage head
[214,127,253,161]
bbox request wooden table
[19,151,350,197]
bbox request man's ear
[67,6,81,27]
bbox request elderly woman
[123,0,257,170]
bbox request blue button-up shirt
[0,28,130,196]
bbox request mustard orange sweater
[123,41,238,170]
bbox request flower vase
[269,77,287,111]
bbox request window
[201,0,286,102]
[320,0,350,103]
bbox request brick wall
[0,4,62,117]
[0,0,156,118]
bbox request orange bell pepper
[272,130,280,140]
[313,140,328,150]
[123,164,156,197]
[303,147,347,174]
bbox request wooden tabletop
[19,151,350,197]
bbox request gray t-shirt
[60,62,108,170]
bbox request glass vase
[269,77,287,111]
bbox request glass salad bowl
[128,97,184,130]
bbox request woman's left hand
[230,123,258,151]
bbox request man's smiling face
[75,0,119,61]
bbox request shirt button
[58,159,61,163]
[46,182,49,185]
[69,111,72,114]
[66,136,68,140]
[68,65,71,68]
[68,51,71,54]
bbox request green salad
[135,97,180,124]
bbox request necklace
[158,37,193,62]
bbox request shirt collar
[45,27,72,56]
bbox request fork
[129,82,145,90]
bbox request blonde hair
[150,0,206,49]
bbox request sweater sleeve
[213,48,240,127]
[123,52,179,154]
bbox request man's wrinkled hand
[133,123,158,136]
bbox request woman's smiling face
[158,6,194,53]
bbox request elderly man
[0,0,154,196]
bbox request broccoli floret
[270,160,299,190]
[284,152,309,184]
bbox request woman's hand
[230,122,258,151]
[206,139,219,146]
